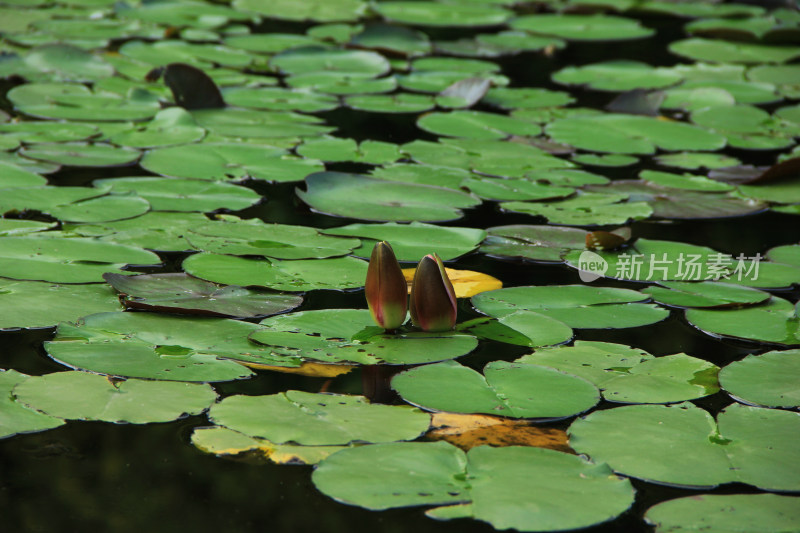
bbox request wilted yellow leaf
[241,360,354,377]
[191,426,347,465]
[402,267,502,298]
[426,412,573,453]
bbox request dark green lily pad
[392,360,599,419]
[511,13,654,41]
[321,222,485,261]
[640,169,733,192]
[20,142,140,167]
[374,2,512,27]
[501,191,653,226]
[251,309,477,365]
[417,110,541,140]
[104,272,302,318]
[297,172,480,222]
[0,369,64,439]
[519,344,719,404]
[140,142,323,183]
[44,311,300,381]
[183,252,368,291]
[0,234,159,283]
[233,0,366,22]
[185,218,358,259]
[190,108,333,139]
[14,371,217,424]
[645,494,800,533]
[720,349,800,408]
[472,285,668,329]
[210,390,429,445]
[92,177,260,213]
[642,281,770,308]
[313,442,635,531]
[686,297,800,346]
[569,402,800,491]
[479,225,587,263]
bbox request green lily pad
[417,110,541,140]
[571,153,639,167]
[20,142,140,167]
[645,494,800,533]
[321,222,485,261]
[479,225,587,263]
[0,279,121,330]
[0,121,98,146]
[691,104,795,151]
[287,72,397,95]
[519,344,719,404]
[103,272,302,318]
[0,369,64,439]
[748,64,800,99]
[250,309,477,365]
[222,86,339,113]
[501,192,653,226]
[686,297,800,346]
[370,163,470,189]
[640,169,733,192]
[185,218,358,259]
[0,219,56,237]
[140,142,323,183]
[344,93,435,113]
[47,194,151,224]
[392,360,599,419]
[720,349,800,408]
[17,44,114,82]
[183,252,368,291]
[642,281,770,308]
[108,107,206,148]
[119,41,252,69]
[297,172,480,222]
[463,311,574,348]
[546,113,727,154]
[463,176,574,202]
[296,137,402,165]
[210,390,429,445]
[511,13,654,41]
[349,24,431,57]
[373,2,512,27]
[65,211,208,252]
[92,177,260,213]
[553,60,682,91]
[190,108,334,139]
[313,442,635,531]
[472,285,668,329]
[224,33,319,54]
[671,38,800,64]
[569,402,800,491]
[436,31,565,58]
[7,82,160,121]
[654,151,741,170]
[14,371,217,424]
[483,87,573,110]
[766,244,800,267]
[44,311,299,381]
[233,0,366,22]
[660,86,736,112]
[270,47,388,76]
[0,234,159,283]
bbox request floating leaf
[417,110,541,140]
[20,142,140,167]
[103,272,302,318]
[686,297,800,346]
[472,285,668,329]
[480,225,587,263]
[426,412,572,452]
[642,281,770,308]
[720,349,800,408]
[296,137,401,165]
[250,309,477,365]
[553,60,682,91]
[392,360,599,419]
[209,390,430,445]
[670,38,800,64]
[569,402,800,491]
[313,442,635,531]
[511,14,654,41]
[234,0,367,22]
[501,192,653,226]
[65,211,208,252]
[14,371,217,423]
[0,369,64,439]
[108,107,206,148]
[374,2,512,27]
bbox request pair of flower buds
[365,241,457,332]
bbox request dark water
[2,12,799,533]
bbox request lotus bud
[365,241,408,330]
[410,253,457,332]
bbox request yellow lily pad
[402,267,502,298]
[426,412,572,452]
[241,360,354,377]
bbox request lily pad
[43,311,303,381]
[140,142,324,183]
[686,297,800,346]
[0,219,55,237]
[553,60,682,91]
[373,2,512,27]
[14,371,217,424]
[104,272,302,318]
[233,0,366,22]
[190,108,333,139]
[20,142,140,167]
[313,442,635,531]
[472,285,668,329]
[500,191,653,226]
[670,38,800,64]
[0,369,64,440]
[511,14,654,41]
[296,137,401,165]
[344,93,435,113]
[642,281,770,308]
[183,252,368,291]
[654,151,741,170]
[719,349,800,408]
[392,360,599,419]
[479,225,587,263]
[297,172,480,222]
[645,494,800,533]
[250,309,477,365]
[569,402,800,491]
[209,390,429,445]
[417,110,541,140]
[108,107,206,148]
[322,222,485,261]
[91,177,260,213]
[0,234,159,283]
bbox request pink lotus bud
[410,253,457,332]
[365,241,408,330]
